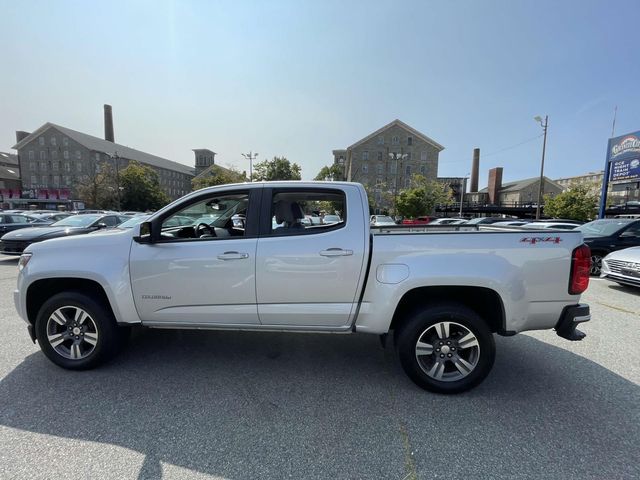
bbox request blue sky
[1,0,639,186]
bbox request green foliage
[119,161,170,211]
[76,162,119,209]
[314,164,344,181]
[544,182,598,221]
[396,175,452,217]
[253,156,302,181]
[192,165,246,191]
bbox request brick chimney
[470,148,480,193]
[104,104,114,142]
[487,167,503,205]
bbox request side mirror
[133,221,154,244]
[96,223,108,229]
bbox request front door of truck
[255,187,367,327]
[130,188,261,326]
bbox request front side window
[160,192,250,241]
[269,189,345,236]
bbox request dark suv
[575,219,640,275]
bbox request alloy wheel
[46,306,99,360]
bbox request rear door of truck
[254,184,368,328]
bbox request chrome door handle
[217,251,249,260]
[319,248,353,257]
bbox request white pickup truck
[14,182,591,393]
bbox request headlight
[18,253,32,272]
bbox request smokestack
[104,104,114,142]
[15,131,31,143]
[470,148,480,193]
[487,167,503,205]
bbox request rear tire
[395,303,495,394]
[35,291,123,370]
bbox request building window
[404,177,411,188]
[362,151,369,161]
[52,161,59,170]
[38,137,45,146]
[41,175,48,186]
[407,136,413,146]
[75,150,82,159]
[421,151,427,161]
[63,150,69,159]
[392,136,399,145]
[377,163,383,174]
[30,175,37,186]
[63,162,70,172]
[64,176,71,186]
[63,137,69,146]
[390,162,397,174]
[407,152,412,161]
[51,136,57,146]
[76,162,82,172]
[362,163,369,174]
[39,161,47,170]
[51,150,58,160]
[405,165,412,176]
[376,151,382,161]
[28,151,34,160]
[420,165,426,175]
[29,161,36,171]
[40,151,46,160]
[377,136,384,145]
[53,175,60,187]
[95,153,100,162]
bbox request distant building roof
[193,163,244,180]
[12,123,195,176]
[0,164,20,181]
[0,152,19,166]
[478,176,562,193]
[347,119,445,151]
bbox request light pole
[389,152,407,216]
[108,152,122,210]
[534,115,548,220]
[459,173,470,218]
[241,151,258,182]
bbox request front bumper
[555,303,590,341]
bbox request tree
[192,165,246,191]
[396,175,452,217]
[76,162,119,209]
[253,156,301,181]
[314,164,344,181]
[544,182,598,221]
[119,161,170,211]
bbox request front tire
[395,303,495,394]
[35,291,123,370]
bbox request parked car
[323,214,342,225]
[29,212,73,224]
[601,247,640,288]
[575,219,640,275]
[0,214,125,255]
[0,213,50,237]
[464,217,505,225]
[490,220,531,227]
[521,222,579,230]
[402,216,434,225]
[428,218,468,225]
[14,181,591,394]
[370,215,396,226]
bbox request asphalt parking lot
[0,257,638,480]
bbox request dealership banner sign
[609,131,640,183]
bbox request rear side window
[10,215,28,223]
[268,189,346,236]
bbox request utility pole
[389,150,407,216]
[241,151,258,182]
[534,115,549,220]
[109,152,122,210]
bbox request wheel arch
[389,286,506,335]
[26,278,116,337]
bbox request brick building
[332,119,445,210]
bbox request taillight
[569,244,590,294]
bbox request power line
[483,134,543,157]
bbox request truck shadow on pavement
[0,329,638,479]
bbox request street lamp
[241,151,258,182]
[534,115,549,220]
[459,173,470,218]
[107,152,123,210]
[389,152,408,216]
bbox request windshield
[576,220,631,237]
[118,215,150,229]
[51,215,102,227]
